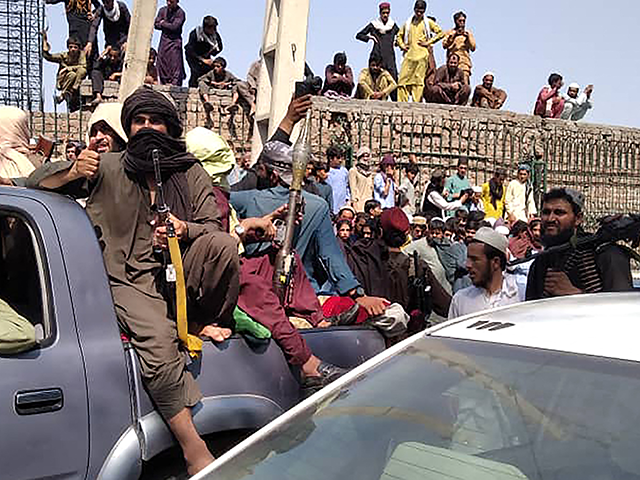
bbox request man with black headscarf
[29,86,239,475]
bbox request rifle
[508,214,640,267]
[409,252,433,325]
[152,149,202,358]
[272,111,312,303]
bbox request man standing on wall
[356,2,400,100]
[396,0,444,103]
[442,11,476,84]
[154,0,187,86]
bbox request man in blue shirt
[444,157,472,204]
[231,95,387,316]
[326,145,350,214]
[373,154,396,208]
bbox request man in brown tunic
[424,53,471,105]
[30,87,238,475]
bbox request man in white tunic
[448,227,524,319]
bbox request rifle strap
[168,236,203,358]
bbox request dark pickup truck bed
[0,187,385,480]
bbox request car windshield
[207,337,640,480]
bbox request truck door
[0,196,89,480]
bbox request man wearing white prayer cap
[561,82,594,121]
[448,226,524,318]
[471,71,507,109]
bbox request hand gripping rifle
[508,214,640,267]
[272,111,312,303]
[152,149,203,358]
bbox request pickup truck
[0,186,386,480]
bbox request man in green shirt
[444,157,471,215]
[0,298,36,354]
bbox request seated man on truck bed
[29,86,237,476]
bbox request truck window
[0,213,49,350]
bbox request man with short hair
[199,57,239,115]
[31,87,240,475]
[312,159,334,212]
[89,44,124,106]
[396,0,444,102]
[471,72,507,109]
[43,32,87,112]
[86,0,131,59]
[322,52,355,98]
[505,163,537,223]
[326,145,351,214]
[534,73,565,118]
[145,48,159,85]
[374,154,396,209]
[349,147,374,212]
[398,163,419,217]
[356,2,400,100]
[355,53,397,101]
[449,227,524,318]
[154,0,186,86]
[424,53,471,105]
[561,83,594,121]
[365,199,383,217]
[526,188,633,300]
[442,11,476,83]
[185,16,224,88]
[444,157,472,205]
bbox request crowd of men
[0,0,621,476]
[42,0,595,123]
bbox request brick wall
[26,87,640,221]
[308,97,640,222]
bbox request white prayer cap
[495,225,510,236]
[485,217,497,227]
[472,185,482,193]
[483,71,495,79]
[568,82,580,90]
[473,227,508,256]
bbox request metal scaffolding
[0,0,44,110]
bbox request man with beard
[43,32,87,112]
[526,188,633,300]
[356,2,400,100]
[449,227,524,319]
[30,87,239,475]
[185,16,224,88]
[481,167,507,220]
[424,53,471,105]
[348,147,374,212]
[155,0,187,86]
[561,83,594,121]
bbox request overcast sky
[43,0,639,128]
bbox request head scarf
[0,106,37,178]
[196,25,221,53]
[103,0,121,22]
[86,102,127,149]
[121,85,182,139]
[186,127,235,188]
[121,88,197,222]
[258,140,294,185]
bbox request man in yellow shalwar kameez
[396,0,444,103]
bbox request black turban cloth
[121,86,183,138]
[124,129,198,222]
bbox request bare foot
[199,324,232,342]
